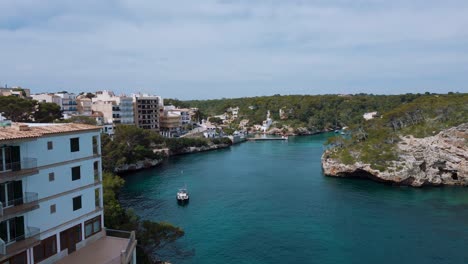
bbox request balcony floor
[56,236,129,264]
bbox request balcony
[93,145,99,155]
[94,169,100,183]
[57,229,136,264]
[0,158,38,183]
[0,227,40,258]
[0,192,39,220]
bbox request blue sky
[1,0,467,99]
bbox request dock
[246,137,287,141]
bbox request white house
[363,111,378,120]
[0,123,136,264]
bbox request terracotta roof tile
[0,123,101,141]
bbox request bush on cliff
[102,172,185,263]
[326,93,468,171]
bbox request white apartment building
[31,94,61,105]
[54,93,78,117]
[0,123,136,264]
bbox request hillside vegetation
[326,94,468,171]
[171,94,429,132]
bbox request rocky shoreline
[115,143,231,174]
[322,123,468,187]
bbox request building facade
[133,94,160,132]
[0,123,136,264]
[92,91,134,126]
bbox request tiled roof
[0,123,101,141]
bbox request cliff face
[322,123,468,187]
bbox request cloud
[0,0,467,99]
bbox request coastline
[115,142,233,175]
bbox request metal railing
[106,229,136,264]
[0,192,39,216]
[0,238,5,255]
[94,169,100,182]
[0,158,37,173]
[93,145,99,155]
[0,226,40,249]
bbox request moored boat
[177,187,189,202]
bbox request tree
[102,171,185,263]
[34,102,62,122]
[0,96,36,122]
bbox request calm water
[120,134,468,264]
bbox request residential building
[0,87,31,98]
[92,91,134,125]
[132,94,161,132]
[160,107,182,138]
[0,123,136,264]
[55,93,78,117]
[363,111,379,120]
[76,97,92,116]
[31,94,61,105]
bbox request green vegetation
[101,125,235,262]
[101,125,165,172]
[102,125,232,171]
[327,94,468,171]
[102,172,184,263]
[184,94,424,131]
[0,96,62,122]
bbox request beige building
[160,109,182,138]
[76,97,92,116]
[92,91,134,126]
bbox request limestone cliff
[322,123,468,187]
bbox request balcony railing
[0,192,39,217]
[93,145,99,155]
[0,158,37,173]
[105,229,136,264]
[0,226,40,255]
[94,169,100,182]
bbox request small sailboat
[177,186,189,203]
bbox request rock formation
[322,123,468,187]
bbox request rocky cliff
[322,123,468,187]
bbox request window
[85,215,102,238]
[50,204,56,214]
[47,141,53,150]
[71,166,81,181]
[33,235,57,263]
[49,172,55,182]
[72,196,82,211]
[70,138,80,152]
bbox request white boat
[177,187,189,202]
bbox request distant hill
[168,93,444,132]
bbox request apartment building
[32,93,78,117]
[54,93,78,117]
[159,110,181,138]
[76,97,92,116]
[0,123,136,264]
[92,91,134,125]
[132,94,161,132]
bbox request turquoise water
[120,134,468,264]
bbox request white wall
[24,158,100,199]
[27,186,101,234]
[18,131,99,167]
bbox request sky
[1,0,468,99]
